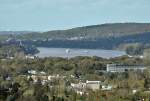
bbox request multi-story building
[107,64,145,72]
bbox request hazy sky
[0,0,150,31]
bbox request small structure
[3,74,12,81]
[28,75,48,84]
[86,80,101,90]
[66,49,70,54]
[71,80,113,94]
[40,71,46,75]
[48,74,60,81]
[8,57,14,59]
[71,82,86,95]
[132,89,137,94]
[107,64,145,72]
[28,70,37,75]
[25,55,35,59]
[101,85,112,91]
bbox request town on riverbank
[0,50,150,101]
[0,24,150,100]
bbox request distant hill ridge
[0,23,150,40]
[0,23,150,50]
[18,23,150,40]
[0,31,33,35]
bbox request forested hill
[15,23,150,40]
[0,23,150,50]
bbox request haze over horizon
[0,0,150,31]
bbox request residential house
[28,70,37,75]
[71,82,86,95]
[86,80,101,90]
[101,85,112,91]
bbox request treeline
[0,44,39,58]
[22,32,150,50]
[0,56,146,78]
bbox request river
[35,47,126,59]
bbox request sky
[0,0,150,31]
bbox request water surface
[36,47,126,59]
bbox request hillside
[0,31,32,35]
[16,23,150,40]
[0,31,33,40]
[0,23,150,50]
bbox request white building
[107,64,145,72]
[71,82,86,95]
[25,55,35,59]
[71,82,86,90]
[101,85,112,91]
[86,80,101,90]
[71,81,101,92]
[28,70,37,75]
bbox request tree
[144,78,150,89]
[144,49,150,65]
[125,43,144,55]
